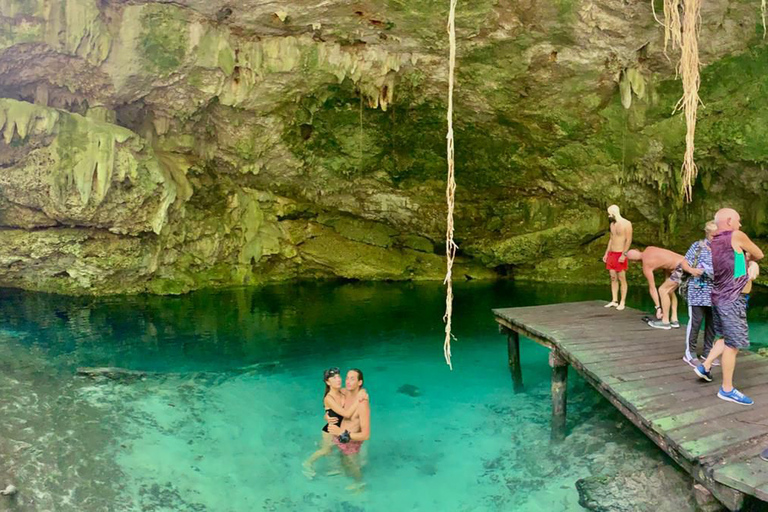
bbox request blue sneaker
[694,364,712,382]
[761,448,768,462]
[717,387,754,406]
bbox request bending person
[626,246,702,329]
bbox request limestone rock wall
[0,0,766,294]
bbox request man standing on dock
[694,208,763,406]
[602,205,633,311]
[625,246,702,328]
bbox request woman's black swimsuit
[322,409,344,433]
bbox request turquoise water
[0,281,766,511]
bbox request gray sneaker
[683,356,701,368]
[670,321,680,329]
[648,320,671,330]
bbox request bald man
[602,205,633,310]
[625,247,702,328]
[694,208,763,406]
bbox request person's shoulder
[732,229,751,241]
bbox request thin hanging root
[763,0,767,39]
[443,0,458,370]
[671,0,702,201]
[661,0,682,62]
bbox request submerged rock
[576,465,697,512]
[397,384,421,397]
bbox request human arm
[680,258,703,277]
[324,394,360,419]
[644,267,661,311]
[603,235,611,263]
[734,230,764,262]
[700,245,714,279]
[619,223,633,263]
[327,394,370,441]
[749,261,760,281]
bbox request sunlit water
[1,281,767,511]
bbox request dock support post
[550,350,568,442]
[506,329,523,393]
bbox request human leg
[716,296,751,402]
[702,306,716,359]
[721,346,738,393]
[652,279,675,325]
[304,432,335,477]
[618,271,627,310]
[670,287,679,324]
[607,270,618,306]
[684,305,703,363]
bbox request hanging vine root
[669,0,702,201]
[443,0,458,370]
[659,0,701,200]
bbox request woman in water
[303,367,367,478]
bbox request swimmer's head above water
[345,369,364,391]
[324,367,342,396]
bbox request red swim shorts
[605,251,628,272]
[334,436,363,455]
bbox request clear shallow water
[1,281,767,511]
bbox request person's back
[711,230,749,306]
[642,246,684,271]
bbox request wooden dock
[493,300,768,511]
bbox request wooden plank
[713,455,768,502]
[630,365,768,410]
[673,406,768,460]
[570,345,683,365]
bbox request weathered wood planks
[493,300,768,511]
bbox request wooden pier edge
[494,303,751,512]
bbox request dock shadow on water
[1,281,766,511]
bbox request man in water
[328,369,370,489]
[602,205,633,311]
[694,208,763,406]
[625,246,702,329]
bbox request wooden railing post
[549,350,568,442]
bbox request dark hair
[349,368,364,387]
[323,367,340,398]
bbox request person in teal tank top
[694,208,764,407]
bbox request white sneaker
[711,358,721,367]
[604,301,618,308]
